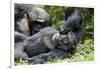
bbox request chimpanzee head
[15,3,52,36]
[52,32,78,52]
[60,8,83,34]
[27,6,52,35]
[52,33,69,45]
[52,32,70,51]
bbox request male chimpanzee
[15,3,51,36]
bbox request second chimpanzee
[15,3,52,36]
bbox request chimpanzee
[23,26,81,62]
[15,3,51,36]
[23,27,58,57]
[23,26,80,64]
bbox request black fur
[60,8,83,35]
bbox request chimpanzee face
[27,7,51,35]
[52,32,77,51]
[29,21,47,35]
[59,34,69,44]
[28,14,49,35]
[52,33,69,46]
[58,35,70,51]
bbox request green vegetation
[15,6,94,65]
